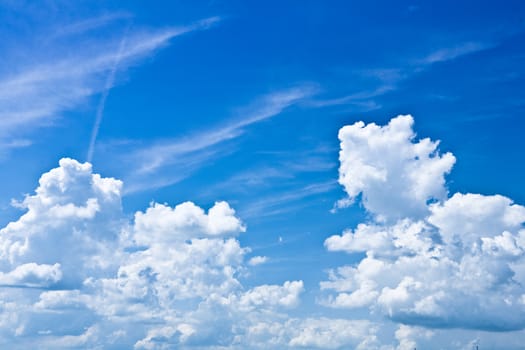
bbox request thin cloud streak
[51,12,133,38]
[306,86,392,110]
[199,151,336,199]
[123,146,225,194]
[131,86,317,175]
[309,40,492,109]
[117,86,317,194]
[0,16,220,153]
[87,26,129,163]
[240,180,337,219]
[420,41,492,64]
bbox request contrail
[87,27,129,163]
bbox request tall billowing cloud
[0,158,123,288]
[336,115,455,222]
[0,158,333,349]
[5,116,524,349]
[323,115,525,338]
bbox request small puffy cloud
[134,325,196,350]
[0,263,62,288]
[395,325,433,350]
[337,115,455,222]
[248,255,268,266]
[239,280,304,309]
[323,115,525,334]
[244,318,378,350]
[428,192,525,246]
[321,279,379,309]
[287,318,378,349]
[289,320,375,349]
[133,201,245,245]
[34,290,89,310]
[325,219,433,257]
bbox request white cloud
[0,158,123,286]
[133,201,245,246]
[323,115,525,334]
[395,325,433,350]
[306,85,390,110]
[3,113,524,348]
[0,158,400,349]
[421,41,491,64]
[240,317,378,350]
[325,219,432,257]
[286,318,378,349]
[0,158,318,349]
[239,281,304,309]
[0,263,62,288]
[428,192,525,246]
[248,255,268,266]
[337,115,455,222]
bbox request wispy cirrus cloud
[305,85,391,110]
[134,86,316,174]
[0,14,220,155]
[51,12,133,38]
[197,146,336,201]
[239,180,337,219]
[86,26,129,164]
[309,40,492,110]
[419,41,492,65]
[118,85,317,193]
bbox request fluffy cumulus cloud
[323,115,525,346]
[0,158,123,288]
[0,158,378,349]
[244,318,378,350]
[3,115,524,349]
[336,115,455,222]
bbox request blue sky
[0,1,524,349]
